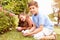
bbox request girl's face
[19,15,26,21]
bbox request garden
[0,0,60,40]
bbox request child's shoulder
[38,13,45,17]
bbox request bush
[0,11,19,33]
[0,0,28,15]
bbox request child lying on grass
[16,13,33,31]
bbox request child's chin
[34,14,37,16]
[22,20,25,21]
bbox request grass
[0,27,60,40]
[54,26,60,40]
[0,29,35,40]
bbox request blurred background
[0,0,60,40]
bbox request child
[23,1,56,40]
[16,13,33,31]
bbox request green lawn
[0,27,60,40]
[54,27,60,40]
[0,30,35,40]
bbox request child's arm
[27,22,36,32]
[16,26,27,31]
[22,27,27,30]
[25,16,33,30]
[23,25,43,36]
[30,25,43,35]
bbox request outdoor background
[0,0,60,40]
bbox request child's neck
[34,13,38,16]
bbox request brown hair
[28,1,38,7]
[18,13,26,19]
[18,13,33,29]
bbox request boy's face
[29,5,38,15]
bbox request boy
[23,1,56,40]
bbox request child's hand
[22,30,31,36]
[16,27,22,31]
[23,32,32,36]
[23,32,29,36]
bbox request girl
[16,13,33,31]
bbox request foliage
[0,11,19,33]
[0,0,29,15]
[48,13,58,22]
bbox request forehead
[19,14,26,17]
[20,15,24,17]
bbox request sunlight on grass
[0,30,35,40]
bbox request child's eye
[29,8,31,10]
[29,7,34,10]
[32,7,34,9]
